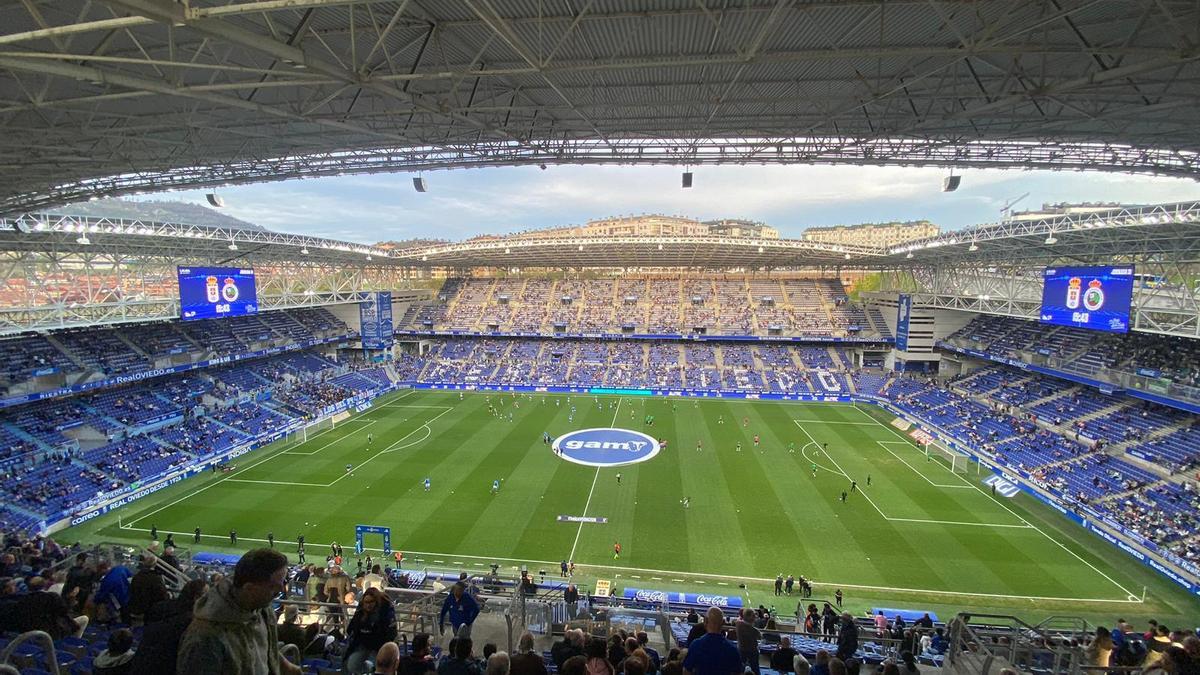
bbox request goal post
[284,416,336,446]
[925,438,977,475]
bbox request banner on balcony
[360,291,394,350]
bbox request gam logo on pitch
[553,428,661,467]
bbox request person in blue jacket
[439,581,480,638]
[94,561,134,623]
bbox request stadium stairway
[76,402,127,436]
[878,377,898,396]
[146,433,200,460]
[113,331,150,361]
[1019,384,1081,411]
[1072,399,1130,425]
[2,422,48,452]
[41,333,86,373]
[843,370,858,394]
[1109,415,1194,455]
[2,501,45,523]
[382,363,402,384]
[1034,449,1102,473]
[826,346,846,369]
[1099,477,1170,503]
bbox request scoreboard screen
[1039,266,1133,333]
[178,266,258,321]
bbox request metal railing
[944,613,1091,675]
[0,631,61,675]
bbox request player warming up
[491,479,501,495]
[613,541,621,560]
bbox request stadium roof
[4,0,1200,214]
[0,212,395,265]
[6,200,1198,269]
[879,201,1200,266]
[392,235,877,268]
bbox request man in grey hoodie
[177,548,302,675]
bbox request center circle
[553,427,661,467]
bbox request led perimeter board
[1039,266,1134,333]
[178,266,258,321]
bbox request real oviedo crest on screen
[553,428,661,467]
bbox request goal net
[284,416,337,446]
[925,439,976,474]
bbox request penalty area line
[851,402,1141,600]
[121,395,401,528]
[874,441,975,490]
[792,420,889,520]
[327,407,453,487]
[285,420,379,456]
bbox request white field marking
[875,441,975,489]
[630,575,641,579]
[799,442,844,477]
[794,421,1024,529]
[125,434,317,527]
[568,397,622,563]
[113,525,1143,604]
[225,478,330,487]
[716,582,729,586]
[851,403,1140,599]
[790,420,879,426]
[231,423,436,488]
[326,407,454,486]
[378,404,455,410]
[285,420,379,456]
[886,517,1033,529]
[792,420,889,519]
[122,391,415,526]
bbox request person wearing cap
[439,582,480,638]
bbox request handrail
[0,630,60,675]
[144,546,189,592]
[279,643,300,665]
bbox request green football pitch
[73,389,1200,625]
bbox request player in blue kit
[424,477,431,492]
[491,479,500,495]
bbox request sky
[150,164,1200,244]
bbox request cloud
[152,165,1200,242]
